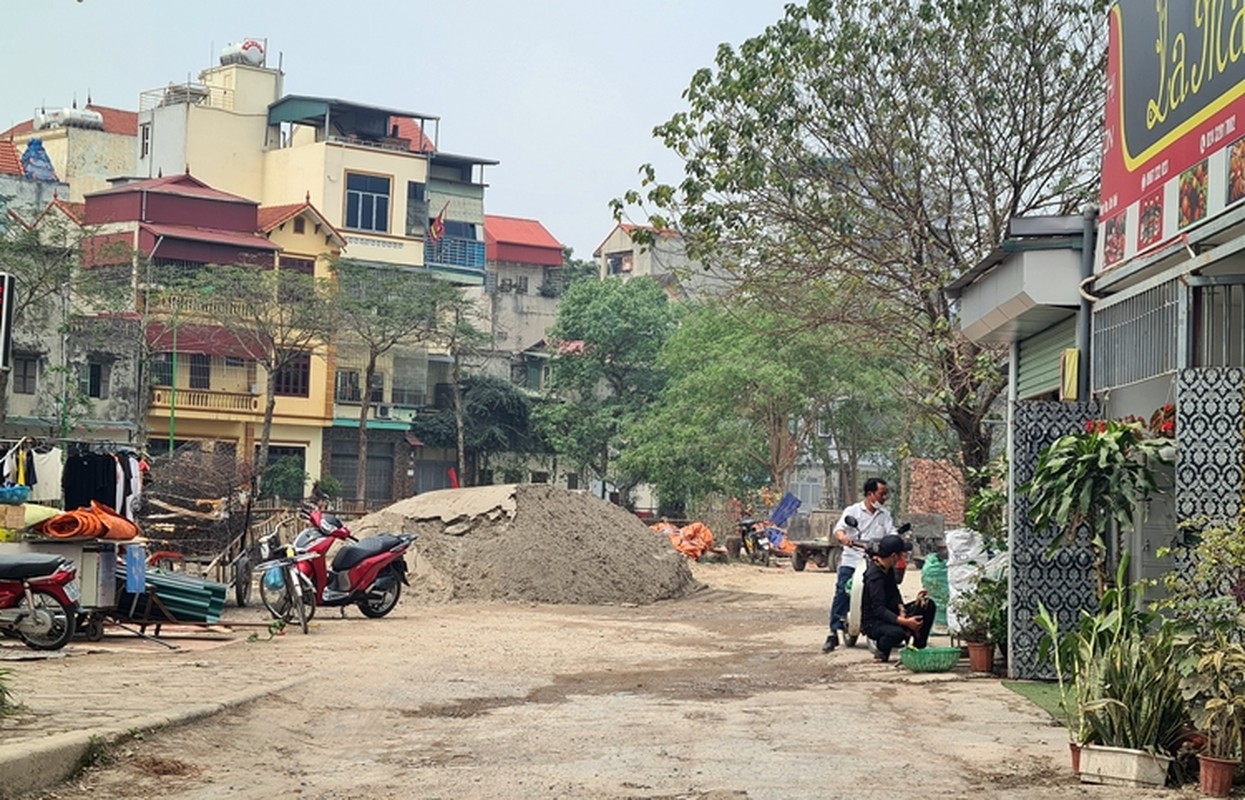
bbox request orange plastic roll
[38,508,106,539]
[90,500,139,541]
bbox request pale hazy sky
[1,0,792,259]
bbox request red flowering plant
[1025,411,1176,593]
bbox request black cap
[877,534,913,557]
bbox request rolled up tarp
[36,502,139,540]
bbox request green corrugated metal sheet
[1018,318,1076,399]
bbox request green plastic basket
[900,645,961,673]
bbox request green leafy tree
[616,0,1107,492]
[534,277,675,498]
[190,264,335,478]
[408,373,539,482]
[331,260,453,498]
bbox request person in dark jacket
[859,534,936,663]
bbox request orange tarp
[651,520,719,560]
[36,501,138,541]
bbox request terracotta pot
[1197,753,1238,798]
[967,641,994,673]
[1070,741,1082,775]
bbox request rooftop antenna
[86,89,92,106]
[72,94,77,109]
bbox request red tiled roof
[89,173,254,204]
[258,201,346,246]
[0,104,138,139]
[592,222,680,257]
[484,215,562,249]
[147,322,266,360]
[140,222,281,251]
[0,140,20,177]
[52,199,86,224]
[388,117,436,153]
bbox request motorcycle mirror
[843,515,859,529]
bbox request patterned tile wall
[1011,401,1099,680]
[1176,368,1244,524]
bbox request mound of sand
[351,484,702,605]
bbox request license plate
[64,580,81,604]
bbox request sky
[1,0,793,259]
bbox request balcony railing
[425,237,486,270]
[151,388,261,413]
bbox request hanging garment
[28,448,63,502]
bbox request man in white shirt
[823,477,898,652]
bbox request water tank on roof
[33,108,104,130]
[220,39,265,67]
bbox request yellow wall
[184,105,268,200]
[13,127,135,201]
[262,141,427,268]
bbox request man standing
[822,478,897,652]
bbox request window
[344,172,391,233]
[224,356,245,369]
[293,216,305,235]
[150,353,173,387]
[12,356,36,395]
[140,123,151,159]
[406,182,427,237]
[279,256,314,275]
[607,252,633,275]
[335,370,361,402]
[369,372,385,403]
[515,275,529,294]
[391,355,425,406]
[274,351,310,397]
[441,220,476,240]
[79,362,110,399]
[189,354,211,390]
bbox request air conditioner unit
[498,278,514,292]
[250,383,260,395]
[375,404,392,419]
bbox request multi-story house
[483,213,563,387]
[76,172,337,473]
[1,102,137,201]
[593,222,727,300]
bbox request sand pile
[351,484,702,605]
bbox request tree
[408,373,540,483]
[534,277,675,498]
[0,208,82,423]
[191,264,335,478]
[331,260,453,499]
[433,289,493,486]
[617,0,1107,492]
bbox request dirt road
[9,562,1147,800]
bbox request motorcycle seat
[331,534,404,572]
[0,554,69,581]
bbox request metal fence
[1092,279,1179,390]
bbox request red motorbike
[0,554,79,650]
[258,507,414,622]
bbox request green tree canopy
[617,0,1107,491]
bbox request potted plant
[952,574,1003,673]
[1181,635,1245,797]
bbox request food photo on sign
[1103,214,1126,266]
[1228,137,1245,206]
[1179,159,1208,229]
[1137,192,1163,249]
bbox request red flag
[429,201,449,243]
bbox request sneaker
[822,634,839,653]
[865,637,880,657]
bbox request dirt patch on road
[354,483,701,606]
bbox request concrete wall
[0,175,70,221]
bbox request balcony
[425,236,486,271]
[151,387,261,413]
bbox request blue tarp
[768,492,801,528]
[21,139,59,183]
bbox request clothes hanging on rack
[28,448,63,502]
[2,439,37,490]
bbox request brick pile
[904,458,965,526]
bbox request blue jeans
[828,564,855,633]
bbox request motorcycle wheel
[845,634,859,648]
[358,569,402,618]
[18,588,76,651]
[233,555,252,608]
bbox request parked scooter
[841,515,911,647]
[259,506,415,620]
[736,518,772,566]
[0,554,79,650]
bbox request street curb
[0,677,300,799]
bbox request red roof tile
[0,140,20,177]
[258,200,346,246]
[388,117,436,153]
[0,104,137,139]
[484,215,562,249]
[140,222,281,251]
[89,173,254,204]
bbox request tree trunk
[256,369,278,492]
[452,355,466,486]
[357,354,378,502]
